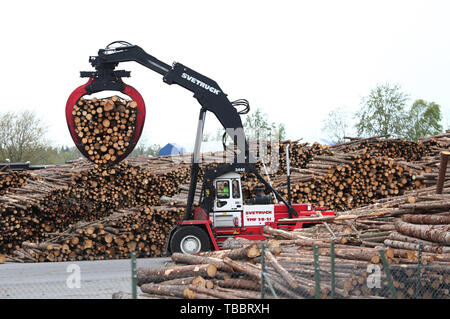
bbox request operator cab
[213,172,274,211]
[213,172,243,212]
[210,172,277,230]
[209,172,243,229]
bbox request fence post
[261,244,266,299]
[260,244,278,298]
[330,241,335,299]
[415,242,423,299]
[436,151,450,194]
[379,250,397,299]
[131,251,137,299]
[313,244,321,299]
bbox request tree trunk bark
[266,250,298,289]
[395,220,450,244]
[137,264,217,286]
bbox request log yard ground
[0,257,170,298]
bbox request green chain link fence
[126,243,449,299]
[258,242,449,299]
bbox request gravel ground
[0,257,171,299]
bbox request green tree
[0,110,48,162]
[405,99,443,141]
[322,107,351,144]
[355,83,409,138]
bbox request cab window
[216,180,230,199]
[232,179,241,199]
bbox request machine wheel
[170,226,211,254]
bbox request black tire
[169,226,211,254]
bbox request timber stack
[331,136,444,161]
[9,206,184,263]
[2,133,450,266]
[0,170,34,195]
[244,151,423,211]
[0,159,191,256]
[134,234,449,299]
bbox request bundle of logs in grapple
[72,96,138,165]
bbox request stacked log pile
[243,152,423,211]
[331,136,445,161]
[242,135,450,212]
[275,141,332,172]
[8,206,184,263]
[0,170,34,195]
[2,134,450,266]
[0,159,191,255]
[135,235,449,299]
[330,181,450,254]
[72,96,138,165]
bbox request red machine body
[178,203,335,250]
[65,77,146,164]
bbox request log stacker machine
[66,41,334,254]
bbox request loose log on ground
[137,264,217,286]
[402,214,450,225]
[140,283,188,298]
[171,252,234,272]
[216,278,260,291]
[265,250,298,289]
[395,220,450,244]
[197,244,261,260]
[187,284,243,299]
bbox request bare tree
[0,110,47,162]
[322,107,352,144]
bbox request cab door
[212,178,244,228]
[214,179,233,212]
[214,179,243,211]
[230,178,243,211]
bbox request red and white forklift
[167,160,335,254]
[66,41,335,255]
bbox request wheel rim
[180,235,201,254]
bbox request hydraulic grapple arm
[87,42,253,162]
[83,41,255,218]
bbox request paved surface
[0,257,171,299]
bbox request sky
[1,0,450,150]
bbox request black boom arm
[88,42,253,161]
